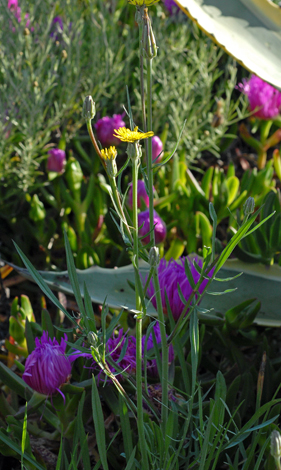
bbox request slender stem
[132,153,148,469]
[146,58,155,244]
[146,56,168,431]
[111,177,133,246]
[139,24,148,158]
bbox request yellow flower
[100,147,118,177]
[128,0,160,5]
[100,146,117,161]
[113,126,154,143]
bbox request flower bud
[65,157,83,193]
[47,148,66,173]
[87,331,99,347]
[29,194,46,222]
[83,95,96,122]
[243,197,255,217]
[142,8,157,59]
[138,210,166,245]
[152,135,163,163]
[149,246,159,268]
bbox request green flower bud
[65,157,84,193]
[243,197,255,217]
[142,8,157,59]
[149,246,159,268]
[88,331,98,347]
[83,95,96,122]
[29,194,46,222]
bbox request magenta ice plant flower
[105,329,136,379]
[128,180,150,209]
[70,329,137,382]
[238,75,281,120]
[138,209,166,245]
[146,256,214,320]
[152,136,163,163]
[47,148,66,173]
[22,332,72,397]
[95,114,126,147]
[163,0,181,15]
[142,322,174,377]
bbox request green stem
[132,153,148,469]
[146,58,154,244]
[260,119,273,146]
[139,22,148,159]
[146,56,168,431]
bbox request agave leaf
[6,257,281,326]
[201,259,281,326]
[176,0,281,88]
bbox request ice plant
[105,329,137,380]
[113,126,154,143]
[71,329,137,382]
[128,180,150,209]
[146,256,214,320]
[47,148,66,173]
[238,75,281,120]
[142,322,174,377]
[138,209,166,244]
[238,75,281,168]
[152,135,163,163]
[95,114,125,147]
[163,0,181,15]
[22,332,72,397]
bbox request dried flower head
[238,75,281,120]
[113,126,154,143]
[22,332,72,397]
[146,256,214,320]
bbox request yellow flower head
[113,126,154,143]
[128,0,160,5]
[100,146,117,161]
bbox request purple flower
[163,0,181,15]
[152,136,163,163]
[70,329,137,382]
[22,332,72,396]
[128,180,150,209]
[138,210,166,245]
[8,0,21,22]
[95,114,125,147]
[146,256,214,320]
[105,329,136,379]
[238,75,281,120]
[142,322,174,377]
[47,148,66,173]
[50,16,63,39]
